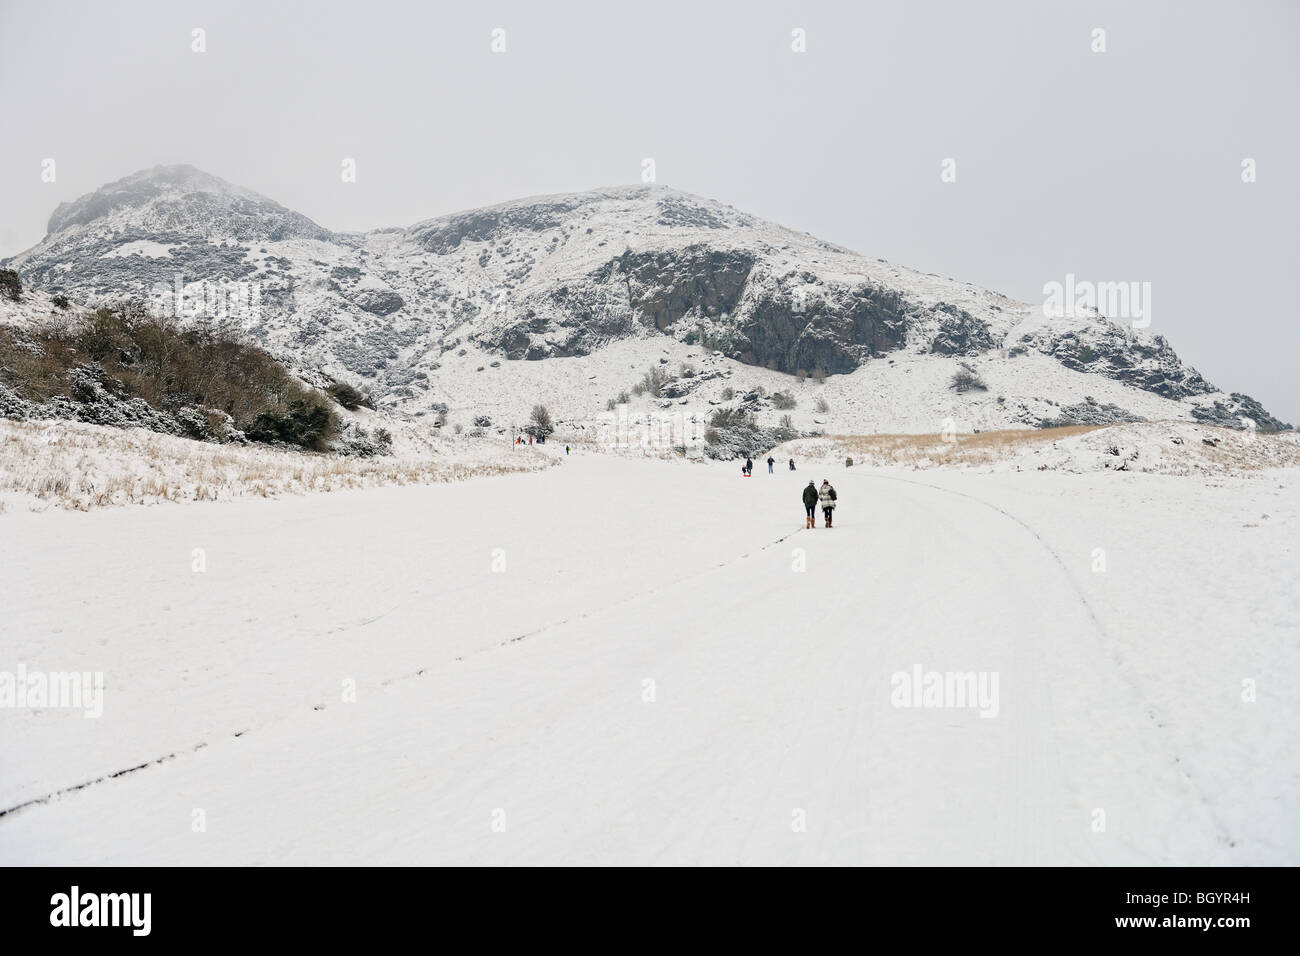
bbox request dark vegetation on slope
[0,304,339,450]
[0,268,21,301]
[703,406,800,460]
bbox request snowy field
[1,451,1296,865]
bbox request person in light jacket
[818,479,837,528]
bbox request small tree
[527,403,554,439]
[950,370,988,393]
[814,397,830,413]
[637,365,669,397]
[327,381,371,410]
[772,391,797,410]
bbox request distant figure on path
[767,456,774,473]
[788,458,796,471]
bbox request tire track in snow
[0,744,208,820]
[863,471,1236,853]
[382,524,805,680]
[0,524,806,823]
[867,473,1111,639]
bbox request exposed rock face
[349,289,405,316]
[477,281,641,360]
[1017,322,1212,400]
[1190,393,1292,433]
[475,247,916,376]
[1037,397,1148,428]
[616,246,755,333]
[926,304,998,356]
[410,199,585,254]
[656,196,731,230]
[734,283,911,374]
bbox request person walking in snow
[566,445,570,455]
[818,479,838,528]
[788,458,796,471]
[767,456,774,473]
[802,480,819,528]
[744,456,753,476]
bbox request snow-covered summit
[38,164,332,245]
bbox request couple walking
[802,479,838,528]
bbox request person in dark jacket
[789,458,796,471]
[818,479,838,528]
[802,480,819,528]
[766,456,775,473]
[744,457,753,476]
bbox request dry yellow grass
[0,419,550,512]
[817,425,1106,467]
[783,421,1300,473]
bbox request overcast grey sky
[2,0,1296,420]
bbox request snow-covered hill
[3,165,1289,438]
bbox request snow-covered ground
[1,452,1295,864]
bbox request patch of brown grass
[0,419,551,512]
[823,425,1106,467]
